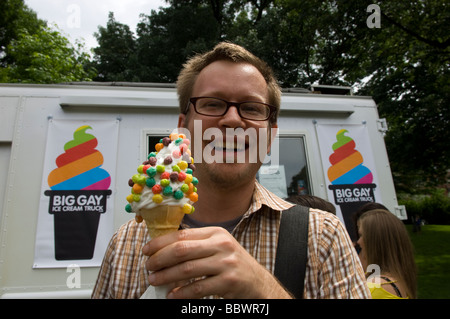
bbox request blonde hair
[359,209,417,298]
[176,41,281,124]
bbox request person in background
[285,194,336,215]
[357,209,417,299]
[412,214,422,234]
[352,202,389,253]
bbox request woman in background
[357,209,417,299]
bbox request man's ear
[178,113,186,129]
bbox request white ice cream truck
[0,82,405,298]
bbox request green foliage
[91,12,136,81]
[134,3,220,82]
[2,25,95,83]
[400,189,450,224]
[0,0,46,66]
[0,0,96,83]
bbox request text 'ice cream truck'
[0,83,405,298]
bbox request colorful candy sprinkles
[125,133,197,215]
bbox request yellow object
[367,282,408,299]
[139,205,185,238]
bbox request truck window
[257,135,311,199]
[148,135,166,153]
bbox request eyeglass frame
[186,96,277,121]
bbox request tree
[357,0,450,190]
[134,1,220,82]
[1,24,95,83]
[0,0,96,83]
[1,0,46,68]
[91,12,137,81]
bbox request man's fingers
[142,227,221,257]
[149,256,220,287]
[146,237,216,271]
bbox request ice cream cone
[139,205,185,238]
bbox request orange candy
[155,143,164,152]
[132,183,144,194]
[189,193,198,202]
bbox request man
[92,42,370,299]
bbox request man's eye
[242,104,264,114]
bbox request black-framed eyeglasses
[188,97,276,121]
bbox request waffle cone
[139,205,185,238]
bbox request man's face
[178,60,277,189]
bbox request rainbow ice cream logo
[47,125,111,190]
[327,129,373,185]
[327,129,376,241]
[44,125,112,260]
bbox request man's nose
[219,105,245,128]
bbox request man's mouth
[212,139,248,152]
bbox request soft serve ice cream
[125,133,198,238]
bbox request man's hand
[142,227,292,299]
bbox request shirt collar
[243,180,294,218]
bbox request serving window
[257,135,311,199]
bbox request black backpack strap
[274,205,309,299]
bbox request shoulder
[307,207,355,261]
[308,208,346,241]
[369,275,406,298]
[305,208,370,298]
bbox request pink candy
[172,149,181,158]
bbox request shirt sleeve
[305,210,371,299]
[91,231,117,299]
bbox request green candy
[175,137,183,145]
[160,179,170,187]
[174,189,184,200]
[137,175,146,185]
[147,166,157,177]
[125,203,132,213]
[156,165,165,173]
[163,185,173,196]
[146,177,156,187]
[180,184,189,193]
[131,174,140,183]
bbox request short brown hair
[176,41,281,124]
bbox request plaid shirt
[92,182,370,299]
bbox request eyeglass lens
[194,97,270,120]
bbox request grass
[406,224,450,299]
